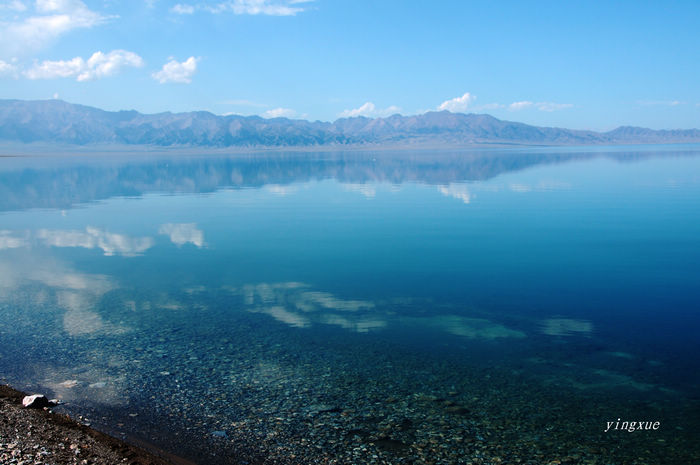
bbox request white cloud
[475,102,505,111]
[0,0,108,57]
[508,101,573,112]
[340,102,375,118]
[23,50,143,80]
[152,56,198,84]
[210,0,311,15]
[438,92,475,112]
[171,3,194,14]
[220,98,268,107]
[158,223,205,247]
[0,59,18,77]
[171,0,312,16]
[509,101,534,111]
[536,102,573,112]
[78,50,143,81]
[382,105,401,115]
[264,107,296,118]
[637,100,684,107]
[430,97,571,114]
[35,0,80,13]
[24,56,83,79]
[338,102,401,118]
[36,227,153,256]
[1,0,27,11]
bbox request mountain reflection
[0,147,697,211]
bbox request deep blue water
[1,146,699,464]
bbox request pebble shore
[0,384,180,465]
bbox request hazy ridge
[1,99,699,148]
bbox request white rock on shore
[22,394,53,409]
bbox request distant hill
[1,99,699,147]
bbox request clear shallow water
[1,147,699,464]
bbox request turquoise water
[1,147,699,464]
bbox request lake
[1,146,699,464]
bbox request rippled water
[1,146,699,464]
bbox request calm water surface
[1,147,699,464]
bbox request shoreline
[0,383,190,465]
[2,140,700,158]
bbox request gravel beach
[0,384,182,465]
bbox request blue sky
[1,0,699,130]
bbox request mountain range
[1,99,699,148]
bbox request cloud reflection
[343,183,377,198]
[227,282,524,340]
[508,180,572,193]
[0,256,126,337]
[540,318,593,336]
[228,282,383,333]
[509,183,532,193]
[321,314,387,333]
[0,230,28,249]
[41,364,129,407]
[250,305,310,328]
[405,315,526,339]
[297,291,375,312]
[158,223,205,248]
[438,184,471,204]
[266,184,298,196]
[37,227,153,256]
